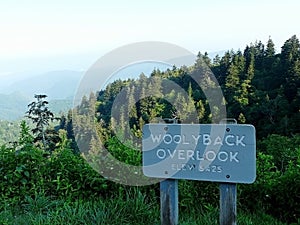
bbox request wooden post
[219,118,237,225]
[160,179,178,225]
[160,118,178,225]
[220,183,237,225]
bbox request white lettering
[151,134,161,143]
[171,164,176,170]
[236,135,246,146]
[155,149,240,163]
[163,134,172,144]
[192,134,201,143]
[156,149,166,159]
[199,165,222,173]
[196,151,204,160]
[188,164,196,170]
[186,150,195,160]
[205,151,216,161]
[218,151,228,162]
[182,135,190,144]
[178,150,185,160]
[152,133,247,147]
[225,135,235,146]
[166,149,176,159]
[172,163,196,171]
[203,134,211,145]
[173,135,181,144]
[230,152,239,162]
[214,136,223,145]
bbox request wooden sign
[142,124,256,183]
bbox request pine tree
[225,58,240,99]
[213,54,221,66]
[265,37,275,57]
[26,94,60,149]
[202,52,211,67]
[186,82,195,113]
[237,51,255,106]
[280,35,300,101]
[18,120,34,147]
[196,100,205,121]
[218,51,233,85]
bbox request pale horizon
[1,0,300,76]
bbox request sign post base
[220,183,237,225]
[160,179,178,225]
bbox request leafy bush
[45,147,108,199]
[0,145,47,202]
[0,131,107,202]
[240,139,300,223]
[258,134,300,172]
[265,147,300,222]
[239,152,280,211]
[1,118,299,223]
[179,180,219,211]
[105,136,142,166]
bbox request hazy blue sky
[1,0,300,76]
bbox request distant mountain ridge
[0,92,31,121]
[0,91,74,121]
[1,70,83,99]
[0,53,226,121]
[0,70,83,120]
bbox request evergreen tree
[26,94,60,150]
[218,51,233,85]
[237,51,255,107]
[91,35,300,138]
[202,52,211,67]
[213,54,221,66]
[196,100,205,122]
[225,57,240,98]
[265,37,275,57]
[253,41,265,70]
[280,35,300,102]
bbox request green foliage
[179,180,219,211]
[240,136,300,223]
[0,120,20,146]
[1,36,300,224]
[1,124,299,223]
[88,35,300,139]
[258,134,300,172]
[271,171,299,221]
[46,147,108,199]
[106,136,141,166]
[0,144,47,202]
[0,192,288,225]
[0,144,108,202]
[0,189,160,225]
[18,120,34,147]
[262,147,300,222]
[66,35,300,223]
[26,94,60,150]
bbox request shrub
[258,134,300,173]
[0,143,108,203]
[240,138,300,223]
[266,147,300,222]
[0,145,47,202]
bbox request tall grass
[0,190,289,225]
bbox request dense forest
[61,35,300,222]
[70,35,300,146]
[1,36,300,224]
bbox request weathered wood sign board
[142,124,256,183]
